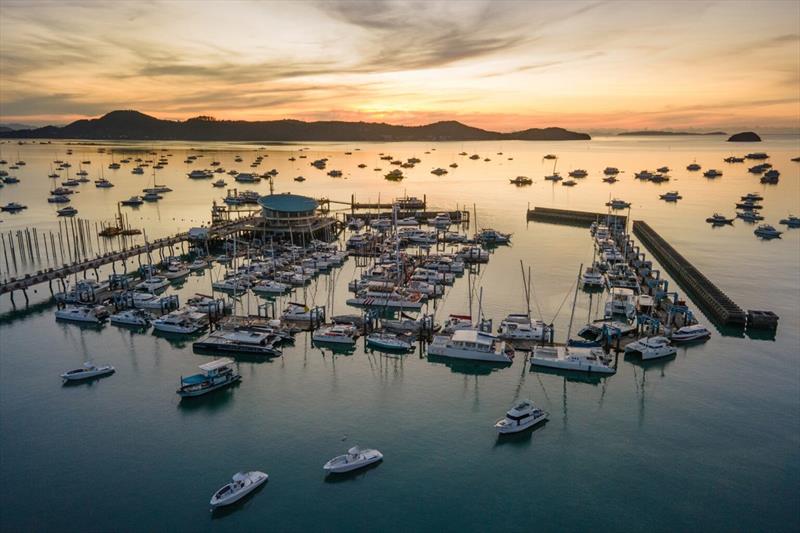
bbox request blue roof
[257,193,318,213]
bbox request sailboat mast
[565,263,583,341]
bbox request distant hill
[0,122,35,131]
[618,130,726,136]
[0,110,591,142]
[727,131,761,142]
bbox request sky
[0,0,798,132]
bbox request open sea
[1,136,798,532]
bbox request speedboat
[670,324,711,343]
[706,213,733,225]
[430,213,452,228]
[282,303,324,322]
[323,446,383,474]
[178,358,240,398]
[312,324,357,345]
[136,276,170,292]
[210,471,268,509]
[61,362,115,381]
[605,198,631,209]
[754,224,782,239]
[686,163,701,171]
[476,228,511,244]
[736,211,763,222]
[55,305,108,324]
[624,336,676,360]
[531,345,615,374]
[427,329,513,363]
[494,399,548,434]
[212,179,227,187]
[779,215,800,228]
[110,309,151,327]
[366,332,412,351]
[603,167,620,175]
[509,175,532,185]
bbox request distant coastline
[617,130,727,136]
[0,110,591,142]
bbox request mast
[565,263,583,342]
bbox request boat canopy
[199,358,234,372]
[451,329,497,345]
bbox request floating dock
[526,207,626,227]
[632,220,747,326]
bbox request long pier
[632,220,747,326]
[526,206,626,227]
[0,216,259,300]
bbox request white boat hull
[323,451,383,473]
[495,412,548,434]
[530,357,615,374]
[210,471,268,509]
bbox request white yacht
[187,169,213,179]
[55,305,108,324]
[163,262,190,280]
[606,198,631,210]
[581,265,604,289]
[178,359,240,398]
[605,288,637,320]
[252,279,290,295]
[427,329,513,363]
[209,471,268,509]
[624,336,676,360]
[188,259,208,271]
[282,303,324,322]
[61,362,115,381]
[110,309,151,327]
[430,213,452,228]
[497,314,548,341]
[186,295,227,314]
[530,345,615,374]
[152,308,208,334]
[312,324,358,345]
[323,447,383,474]
[670,324,711,343]
[494,399,548,434]
[366,332,412,351]
[136,276,170,292]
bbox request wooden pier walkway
[632,220,747,326]
[0,216,258,299]
[526,206,627,227]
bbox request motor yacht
[624,336,676,360]
[603,167,620,175]
[1,202,27,212]
[194,329,282,357]
[110,309,151,327]
[323,447,383,474]
[187,170,213,179]
[95,178,114,188]
[178,358,240,398]
[605,288,637,320]
[737,211,763,222]
[606,198,631,209]
[476,228,511,244]
[779,215,800,228]
[163,262,190,280]
[670,324,711,343]
[55,304,108,324]
[509,175,532,185]
[312,324,358,345]
[530,345,615,374]
[494,399,548,434]
[703,169,722,178]
[188,259,208,271]
[136,276,170,292]
[427,329,512,363]
[282,303,324,322]
[582,265,604,289]
[754,224,782,239]
[686,163,701,171]
[430,213,452,228]
[153,308,208,334]
[659,191,682,202]
[705,213,733,225]
[366,332,412,351]
[121,196,143,206]
[56,206,78,216]
[61,362,115,381]
[252,279,290,295]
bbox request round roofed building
[257,193,319,223]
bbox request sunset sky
[0,0,798,132]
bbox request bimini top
[198,358,234,372]
[257,193,318,213]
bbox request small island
[728,131,762,142]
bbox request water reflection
[493,421,548,448]
[529,365,606,386]
[426,354,511,376]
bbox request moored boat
[209,471,268,509]
[323,446,383,474]
[494,399,548,434]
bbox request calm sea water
[1,136,799,532]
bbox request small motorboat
[705,213,733,225]
[294,176,306,182]
[509,175,532,185]
[312,324,357,345]
[779,215,800,228]
[659,191,682,202]
[55,305,108,324]
[252,280,290,295]
[606,199,631,209]
[686,163,701,171]
[323,446,383,474]
[61,362,115,381]
[209,471,268,509]
[366,332,412,351]
[754,224,782,239]
[624,336,676,361]
[121,196,144,206]
[670,324,711,344]
[737,211,763,222]
[136,276,170,292]
[494,399,548,434]
[188,259,208,271]
[1,202,27,212]
[57,206,78,217]
[703,169,722,178]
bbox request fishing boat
[110,309,151,327]
[178,358,240,398]
[366,332,412,351]
[55,305,108,324]
[530,345,615,374]
[61,362,115,381]
[427,329,513,363]
[494,399,548,434]
[323,447,383,474]
[624,336,676,360]
[670,324,711,343]
[209,471,268,509]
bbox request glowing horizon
[1,0,798,132]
